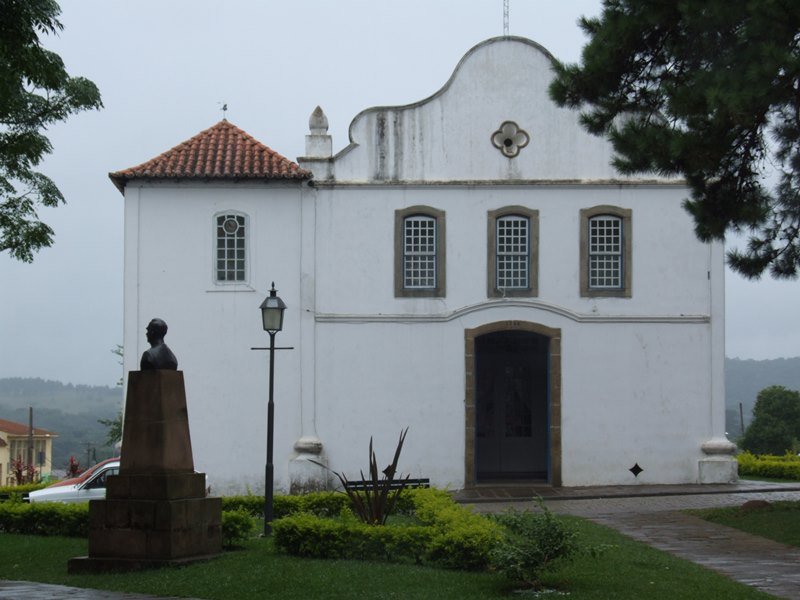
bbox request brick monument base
[69,370,221,573]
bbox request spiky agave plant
[314,428,410,525]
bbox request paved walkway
[0,581,198,599]
[466,481,800,600]
[4,481,800,599]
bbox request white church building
[110,37,737,495]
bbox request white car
[27,459,120,503]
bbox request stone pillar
[289,189,328,494]
[69,371,221,573]
[699,240,737,484]
[699,438,738,483]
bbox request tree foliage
[739,385,800,454]
[0,0,102,262]
[97,411,122,447]
[550,1,800,278]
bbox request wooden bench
[344,478,430,492]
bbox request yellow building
[0,418,58,486]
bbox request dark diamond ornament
[629,463,643,477]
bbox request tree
[549,1,800,278]
[98,411,122,447]
[0,0,102,262]
[111,344,123,387]
[97,345,124,447]
[739,385,800,454]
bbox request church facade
[111,37,736,494]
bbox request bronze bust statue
[140,318,178,370]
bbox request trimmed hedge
[738,451,800,479]
[0,502,259,543]
[0,483,47,500]
[272,488,502,571]
[0,490,349,539]
[222,491,350,518]
[221,490,416,518]
[0,502,89,536]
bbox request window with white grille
[580,206,631,298]
[395,206,445,297]
[487,207,538,298]
[496,215,529,289]
[403,216,437,288]
[216,213,247,282]
[588,215,622,288]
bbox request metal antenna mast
[503,0,509,36]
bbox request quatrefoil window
[491,121,530,158]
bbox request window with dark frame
[394,206,446,298]
[487,206,538,298]
[580,206,632,298]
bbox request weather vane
[218,102,228,119]
[503,0,509,36]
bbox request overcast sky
[1,0,798,387]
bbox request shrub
[413,488,501,570]
[222,491,349,518]
[0,491,351,540]
[0,482,47,499]
[0,502,88,537]
[273,487,502,571]
[489,503,579,586]
[221,509,257,548]
[737,451,800,479]
[291,492,350,517]
[273,510,432,563]
[221,494,263,516]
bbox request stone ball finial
[309,106,329,135]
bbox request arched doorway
[465,322,561,486]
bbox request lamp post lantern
[259,282,286,535]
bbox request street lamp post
[259,282,286,536]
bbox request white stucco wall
[313,184,711,317]
[313,314,718,489]
[119,35,732,493]
[332,37,629,183]
[122,183,309,493]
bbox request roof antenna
[218,102,228,119]
[503,0,509,36]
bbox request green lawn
[0,517,773,599]
[691,499,800,548]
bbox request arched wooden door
[465,322,561,486]
[475,330,548,480]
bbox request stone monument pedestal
[69,370,221,573]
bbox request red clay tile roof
[0,418,57,437]
[109,119,312,193]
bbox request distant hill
[0,378,122,471]
[726,357,800,439]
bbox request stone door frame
[464,320,562,487]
